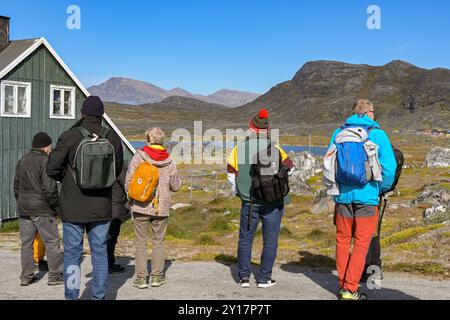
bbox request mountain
[104,96,237,137]
[88,77,261,107]
[237,60,450,129]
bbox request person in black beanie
[14,132,64,287]
[47,96,124,300]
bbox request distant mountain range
[105,60,450,135]
[88,77,261,107]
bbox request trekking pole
[378,196,388,237]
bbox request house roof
[0,38,39,74]
[0,37,136,154]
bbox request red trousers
[335,204,379,292]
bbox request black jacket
[14,149,60,217]
[112,166,130,221]
[46,116,124,223]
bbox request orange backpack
[128,154,159,203]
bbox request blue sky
[2,0,450,94]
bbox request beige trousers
[133,213,168,278]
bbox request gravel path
[0,252,448,300]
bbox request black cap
[32,132,52,149]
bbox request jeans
[237,203,284,282]
[63,220,111,300]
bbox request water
[130,141,327,156]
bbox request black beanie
[81,96,104,117]
[32,132,52,149]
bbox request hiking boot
[257,279,277,288]
[151,275,167,287]
[132,277,148,289]
[340,289,368,300]
[239,279,250,288]
[20,276,37,287]
[109,264,125,274]
[48,274,64,286]
[35,260,49,272]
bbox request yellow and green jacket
[227,137,294,204]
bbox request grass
[196,233,221,246]
[385,262,449,277]
[0,219,19,233]
[381,224,444,247]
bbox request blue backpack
[335,125,374,186]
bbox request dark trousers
[107,218,123,267]
[365,235,382,268]
[19,216,63,282]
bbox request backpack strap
[75,126,93,138]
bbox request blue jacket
[328,114,397,206]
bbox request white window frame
[0,80,32,118]
[49,85,76,119]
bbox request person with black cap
[14,132,64,287]
[47,96,124,300]
[226,109,294,288]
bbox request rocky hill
[237,60,450,129]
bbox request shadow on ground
[80,256,173,300]
[280,251,419,300]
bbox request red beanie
[250,108,269,132]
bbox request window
[50,85,76,119]
[0,81,32,118]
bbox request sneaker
[132,277,148,289]
[35,260,49,272]
[109,264,125,274]
[151,275,167,287]
[360,268,384,283]
[257,279,277,288]
[239,279,250,288]
[20,276,37,286]
[338,288,346,298]
[48,274,64,286]
[340,289,368,300]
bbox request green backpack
[72,126,116,190]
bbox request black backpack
[71,126,116,190]
[250,142,290,203]
[385,147,404,194]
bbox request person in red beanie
[227,108,294,288]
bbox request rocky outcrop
[289,151,322,183]
[412,184,450,219]
[425,147,450,168]
[288,151,322,196]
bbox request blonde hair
[352,99,374,115]
[146,127,165,145]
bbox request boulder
[412,184,450,220]
[171,203,192,210]
[311,188,335,214]
[425,147,450,168]
[412,184,450,207]
[289,151,322,182]
[288,151,322,196]
[423,204,449,219]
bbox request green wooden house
[0,16,135,222]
